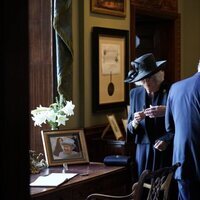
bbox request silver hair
[135,70,165,86]
[198,60,200,72]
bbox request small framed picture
[127,105,130,114]
[91,0,126,17]
[107,114,123,140]
[41,129,89,166]
[121,118,128,133]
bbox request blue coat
[127,82,172,177]
[164,72,200,181]
[127,82,170,144]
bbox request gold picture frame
[127,105,130,114]
[92,27,129,112]
[107,114,123,140]
[41,129,89,166]
[121,118,128,133]
[91,0,126,17]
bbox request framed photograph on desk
[41,129,89,166]
[107,114,123,140]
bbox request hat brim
[129,60,166,83]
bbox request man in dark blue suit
[125,53,173,179]
[154,60,200,200]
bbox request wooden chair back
[86,162,181,200]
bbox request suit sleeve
[159,91,175,143]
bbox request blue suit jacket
[164,72,200,181]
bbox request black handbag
[103,155,132,166]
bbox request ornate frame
[91,0,126,17]
[41,129,89,166]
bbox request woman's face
[62,144,73,154]
[140,71,164,94]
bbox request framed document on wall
[92,27,129,112]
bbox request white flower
[56,114,69,126]
[61,101,75,116]
[31,95,75,129]
[46,110,57,122]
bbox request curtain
[53,0,73,100]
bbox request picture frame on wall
[91,0,126,17]
[92,27,129,112]
[41,129,89,166]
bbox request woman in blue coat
[125,53,173,179]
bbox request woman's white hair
[135,70,165,86]
[198,59,200,72]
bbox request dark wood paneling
[131,0,178,13]
[29,0,53,153]
[84,125,135,163]
[130,1,180,85]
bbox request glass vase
[51,126,59,130]
[49,122,59,130]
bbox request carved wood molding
[174,14,181,81]
[130,0,177,13]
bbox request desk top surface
[30,162,126,197]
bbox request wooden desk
[30,162,131,200]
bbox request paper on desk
[30,173,78,187]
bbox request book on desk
[30,172,78,187]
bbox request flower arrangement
[31,95,75,130]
